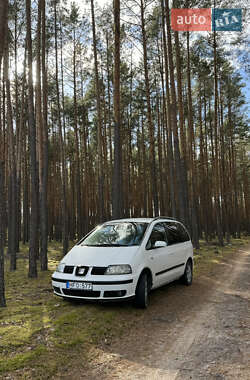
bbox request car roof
[104,217,178,224]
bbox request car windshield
[81,222,148,247]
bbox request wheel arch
[137,267,153,290]
[186,256,193,268]
[184,257,193,273]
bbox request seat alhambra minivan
[52,217,193,308]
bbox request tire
[135,273,149,308]
[182,260,193,286]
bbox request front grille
[104,290,126,298]
[53,286,61,294]
[91,266,107,275]
[63,289,100,298]
[75,266,89,276]
[64,265,74,274]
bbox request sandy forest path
[59,246,250,380]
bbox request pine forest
[0,0,249,292]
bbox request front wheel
[135,273,149,308]
[182,260,193,286]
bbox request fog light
[104,290,126,298]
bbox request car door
[145,223,177,288]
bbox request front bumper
[52,273,136,301]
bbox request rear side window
[177,223,190,242]
[164,222,180,245]
[164,222,189,245]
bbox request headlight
[56,263,65,273]
[105,265,132,275]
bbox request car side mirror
[154,241,167,248]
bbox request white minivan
[52,217,193,308]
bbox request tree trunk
[140,0,158,216]
[54,0,68,256]
[213,26,224,246]
[36,0,43,189]
[90,0,105,221]
[0,161,6,307]
[186,32,199,249]
[26,0,38,277]
[0,0,8,65]
[4,29,17,270]
[165,0,188,225]
[112,0,123,219]
[219,82,230,243]
[14,1,21,253]
[72,29,83,238]
[106,32,113,187]
[174,30,190,231]
[161,0,176,217]
[40,0,48,270]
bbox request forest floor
[0,237,250,379]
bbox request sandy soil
[71,245,250,380]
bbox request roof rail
[152,216,177,221]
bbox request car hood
[62,245,140,267]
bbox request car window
[146,223,167,250]
[164,222,182,245]
[81,222,148,247]
[177,223,190,242]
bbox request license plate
[66,281,93,290]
